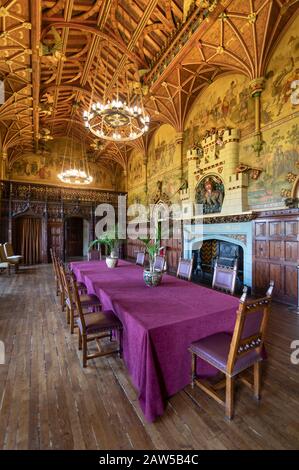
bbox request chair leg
[70,309,75,334]
[118,329,123,358]
[191,353,197,388]
[225,375,234,420]
[254,362,261,400]
[82,335,88,368]
[78,331,82,350]
[66,305,70,325]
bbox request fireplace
[193,239,244,292]
[183,220,253,288]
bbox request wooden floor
[0,265,299,450]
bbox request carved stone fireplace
[183,219,253,287]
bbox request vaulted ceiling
[0,0,298,174]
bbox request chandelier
[83,44,150,142]
[58,136,93,185]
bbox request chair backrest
[153,254,165,272]
[59,261,73,307]
[69,272,86,334]
[177,257,193,281]
[55,256,64,292]
[136,251,145,266]
[226,281,274,375]
[212,257,237,295]
[88,249,102,261]
[4,243,14,257]
[50,248,56,277]
[0,244,8,262]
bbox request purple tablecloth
[70,260,239,422]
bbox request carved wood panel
[48,221,64,261]
[253,214,299,305]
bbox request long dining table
[70,259,240,422]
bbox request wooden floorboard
[0,265,299,450]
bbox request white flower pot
[106,256,118,268]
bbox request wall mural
[261,16,299,124]
[183,74,255,157]
[127,149,144,188]
[242,119,299,208]
[147,124,177,178]
[10,153,115,190]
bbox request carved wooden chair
[136,251,146,267]
[70,273,123,367]
[212,257,238,295]
[189,281,274,419]
[177,256,194,281]
[59,261,101,333]
[153,254,165,272]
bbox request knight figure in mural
[195,176,224,214]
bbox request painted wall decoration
[127,149,144,189]
[241,119,299,208]
[261,16,299,124]
[10,152,115,190]
[195,175,224,214]
[147,124,178,178]
[183,74,255,156]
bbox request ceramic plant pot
[106,256,118,268]
[143,269,162,287]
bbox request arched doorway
[65,217,90,260]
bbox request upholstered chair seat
[65,293,101,311]
[190,332,262,377]
[76,310,122,335]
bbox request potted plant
[89,226,119,268]
[139,237,163,287]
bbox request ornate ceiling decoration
[0,0,298,174]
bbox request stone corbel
[235,163,263,180]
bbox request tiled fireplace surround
[183,220,253,287]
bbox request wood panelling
[253,210,299,305]
[48,221,64,260]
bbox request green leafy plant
[138,225,163,272]
[89,225,119,257]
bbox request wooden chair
[153,254,165,272]
[136,251,145,267]
[0,244,19,273]
[4,242,22,263]
[212,257,238,295]
[177,256,193,281]
[70,273,123,367]
[189,281,274,419]
[50,248,59,296]
[59,261,101,333]
[88,249,102,261]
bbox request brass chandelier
[58,136,93,185]
[83,44,150,143]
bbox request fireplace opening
[192,240,244,293]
